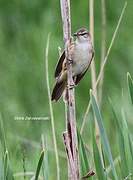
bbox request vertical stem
[81,1,127,134]
[45,35,60,180]
[99,0,106,106]
[89,0,97,97]
[60,0,79,179]
[89,0,100,140]
[59,47,71,179]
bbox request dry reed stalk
[98,0,107,106]
[89,0,100,140]
[45,34,60,180]
[60,0,79,179]
[89,0,97,99]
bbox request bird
[51,28,94,101]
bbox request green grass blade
[41,135,49,180]
[109,99,129,177]
[128,135,133,163]
[77,130,89,177]
[4,150,8,180]
[127,72,133,104]
[90,90,118,180]
[45,34,60,180]
[3,150,14,180]
[35,150,44,180]
[118,131,129,177]
[43,150,49,180]
[0,114,14,180]
[121,110,133,175]
[92,132,106,180]
[0,113,7,153]
[128,134,133,176]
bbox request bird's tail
[51,80,66,101]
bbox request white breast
[72,41,92,76]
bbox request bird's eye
[80,33,88,36]
[80,33,88,38]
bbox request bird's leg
[67,82,75,89]
[67,77,76,90]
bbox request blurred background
[0,0,133,179]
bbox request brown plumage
[51,28,94,101]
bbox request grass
[0,1,132,179]
[1,71,132,179]
[80,1,127,134]
[0,44,133,180]
[45,34,60,180]
[77,72,133,179]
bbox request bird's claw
[67,83,75,89]
[67,58,73,65]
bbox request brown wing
[74,68,89,85]
[54,41,75,78]
[54,51,65,78]
[75,51,94,85]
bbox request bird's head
[73,28,91,43]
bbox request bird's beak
[73,32,78,36]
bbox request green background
[0,0,133,179]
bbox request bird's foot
[67,58,73,65]
[67,82,75,89]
